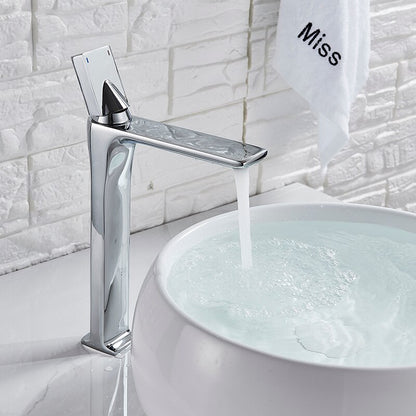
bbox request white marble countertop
[0,184,335,416]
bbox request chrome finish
[73,46,267,356]
[92,109,132,128]
[72,46,128,119]
[122,117,267,168]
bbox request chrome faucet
[72,46,267,356]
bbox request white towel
[273,0,370,170]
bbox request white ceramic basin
[131,203,416,416]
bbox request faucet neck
[82,119,134,356]
[92,108,132,128]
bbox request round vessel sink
[131,203,416,416]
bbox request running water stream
[233,168,252,269]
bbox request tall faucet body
[73,46,267,356]
[82,120,135,355]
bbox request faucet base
[81,331,131,357]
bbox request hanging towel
[273,0,370,170]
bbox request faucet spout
[123,116,266,168]
[73,46,267,356]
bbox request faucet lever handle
[72,46,130,125]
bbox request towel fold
[273,0,370,170]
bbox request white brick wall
[0,0,415,274]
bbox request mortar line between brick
[164,100,245,124]
[167,47,174,116]
[27,0,36,227]
[242,0,254,146]
[392,62,401,119]
[30,0,37,73]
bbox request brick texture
[0,0,415,274]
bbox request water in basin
[167,220,416,368]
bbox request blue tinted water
[167,220,416,367]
